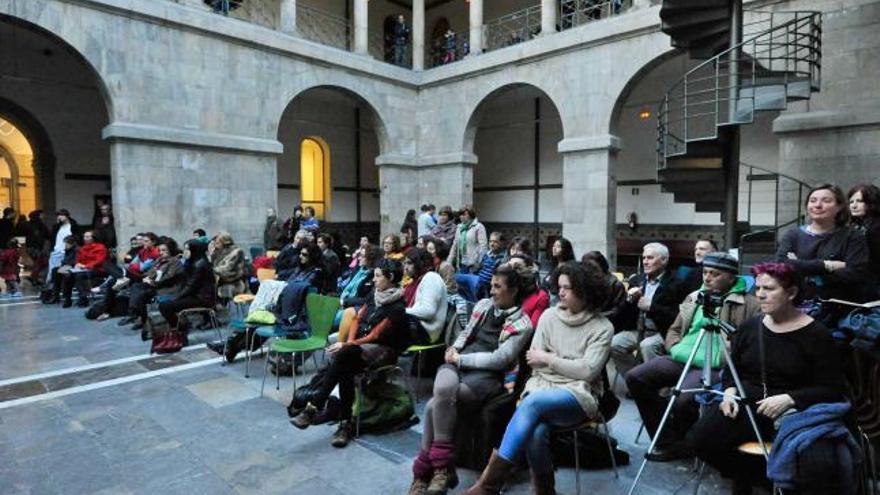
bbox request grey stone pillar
[469,0,483,55]
[376,153,475,234]
[413,0,425,70]
[279,0,296,35]
[559,135,621,267]
[541,0,557,36]
[354,0,369,55]
[103,123,281,248]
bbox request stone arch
[0,98,56,214]
[0,14,115,122]
[275,83,392,156]
[462,81,566,154]
[608,48,682,135]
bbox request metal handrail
[559,0,630,31]
[427,31,470,68]
[485,4,542,52]
[296,3,352,51]
[739,161,812,249]
[657,10,822,169]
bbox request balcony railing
[559,0,629,31]
[370,31,412,68]
[427,31,470,68]
[485,4,542,52]
[296,3,351,51]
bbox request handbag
[151,329,188,354]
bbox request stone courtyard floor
[0,293,748,494]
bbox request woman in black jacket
[159,239,216,330]
[776,184,871,322]
[849,183,880,297]
[289,259,410,448]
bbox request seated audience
[505,254,550,330]
[463,262,613,494]
[611,242,682,380]
[430,206,457,246]
[582,251,627,331]
[430,238,469,332]
[401,209,418,246]
[338,245,382,309]
[626,252,760,461]
[317,233,341,294]
[299,206,320,233]
[0,238,22,298]
[59,230,108,308]
[403,248,447,345]
[776,184,871,324]
[290,259,410,448]
[688,262,848,494]
[210,232,246,300]
[382,233,405,262]
[541,237,575,298]
[44,235,78,304]
[158,239,216,331]
[848,183,880,297]
[46,209,78,285]
[447,206,487,275]
[118,240,184,329]
[275,243,324,329]
[124,232,160,283]
[409,264,534,495]
[458,231,508,302]
[681,239,719,295]
[508,236,534,259]
[274,229,314,280]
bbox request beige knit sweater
[521,306,614,417]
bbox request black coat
[620,271,683,337]
[176,258,216,305]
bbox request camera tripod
[626,317,780,495]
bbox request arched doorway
[0,116,37,214]
[465,84,564,262]
[276,87,384,247]
[0,15,111,225]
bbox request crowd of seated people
[8,188,880,494]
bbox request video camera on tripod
[696,289,737,335]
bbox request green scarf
[457,219,473,265]
[669,277,747,368]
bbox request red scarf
[404,273,424,307]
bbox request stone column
[279,0,296,35]
[559,135,621,267]
[412,0,425,70]
[540,0,557,36]
[468,0,483,55]
[376,153,475,234]
[354,0,369,55]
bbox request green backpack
[352,378,417,433]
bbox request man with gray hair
[611,242,683,381]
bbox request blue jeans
[498,388,587,473]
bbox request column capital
[557,134,622,153]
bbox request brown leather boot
[530,469,556,495]
[463,449,515,495]
[425,465,458,495]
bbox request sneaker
[206,340,226,355]
[407,478,430,495]
[289,403,318,430]
[426,466,458,495]
[96,313,111,321]
[331,421,353,448]
[645,441,693,462]
[9,292,23,299]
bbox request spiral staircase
[656,1,822,244]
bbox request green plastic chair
[260,293,340,397]
[404,341,447,400]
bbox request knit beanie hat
[701,252,739,274]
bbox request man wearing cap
[625,252,760,462]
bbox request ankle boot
[463,449,515,495]
[530,469,556,495]
[224,332,246,363]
